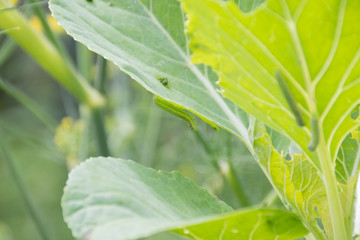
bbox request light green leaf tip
[153,95,220,131]
[62,157,307,240]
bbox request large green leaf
[252,124,328,239]
[49,0,253,149]
[49,0,360,237]
[252,123,358,239]
[181,0,360,166]
[62,157,308,240]
[63,157,230,239]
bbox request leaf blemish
[157,77,169,88]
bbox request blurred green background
[0,1,272,239]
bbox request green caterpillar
[154,96,198,131]
[154,76,219,131]
[308,117,320,151]
[275,71,304,127]
[275,71,320,151]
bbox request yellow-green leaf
[182,0,360,168]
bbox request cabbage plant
[35,0,360,239]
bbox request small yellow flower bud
[8,0,19,5]
[29,14,64,34]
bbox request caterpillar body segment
[275,71,305,127]
[308,117,320,151]
[153,96,198,131]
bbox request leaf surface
[49,0,253,148]
[62,157,308,240]
[335,130,360,184]
[174,209,307,240]
[181,0,360,166]
[252,124,328,239]
[252,123,359,239]
[63,157,231,239]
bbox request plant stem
[76,43,93,83]
[225,134,250,207]
[0,37,16,67]
[95,55,107,94]
[0,130,50,240]
[28,0,67,59]
[0,1,47,13]
[91,108,110,156]
[193,130,218,170]
[226,160,250,207]
[0,0,104,108]
[317,133,348,239]
[140,102,162,167]
[0,77,57,130]
[193,131,250,207]
[77,105,92,162]
[261,189,278,207]
[92,55,110,156]
[75,42,110,156]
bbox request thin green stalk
[76,43,93,82]
[193,131,218,170]
[88,55,109,156]
[76,46,110,156]
[91,108,110,156]
[75,44,101,158]
[317,132,348,239]
[226,160,250,207]
[225,134,250,207]
[0,26,18,34]
[139,102,162,167]
[0,129,50,240]
[58,87,78,119]
[0,1,47,13]
[28,0,70,61]
[0,0,104,108]
[78,105,92,162]
[95,56,107,94]
[304,233,317,240]
[194,131,250,207]
[0,76,57,130]
[260,189,278,207]
[0,37,16,67]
